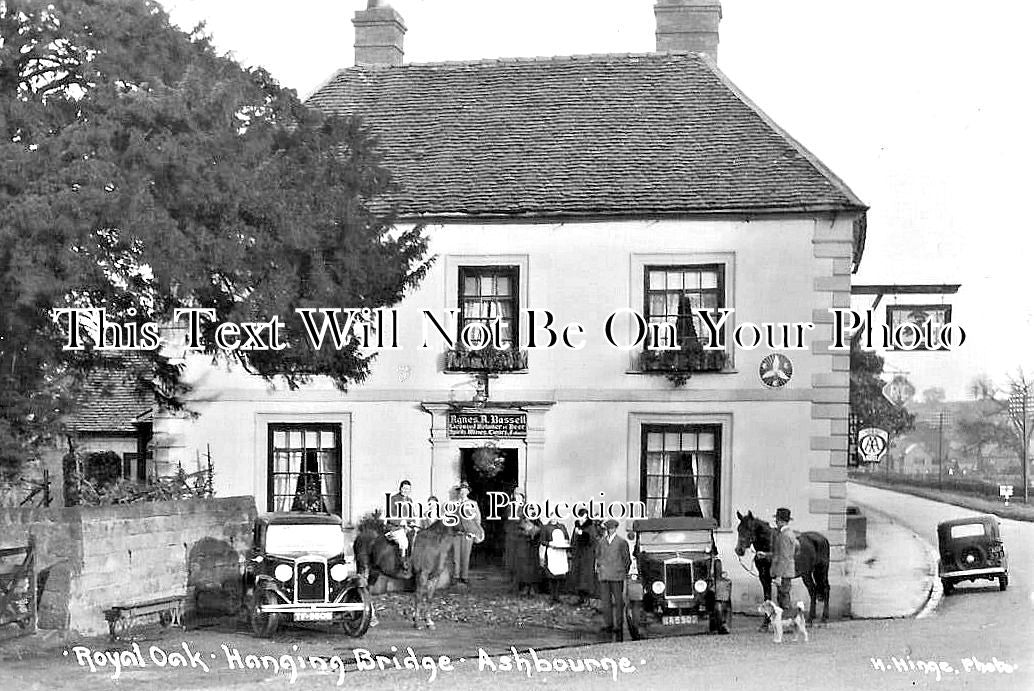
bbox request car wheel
[338,586,373,637]
[250,587,281,638]
[941,579,954,596]
[999,575,1008,591]
[626,602,643,641]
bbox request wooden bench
[104,595,185,641]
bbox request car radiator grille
[665,562,694,597]
[296,561,326,602]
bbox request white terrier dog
[757,600,809,643]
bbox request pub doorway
[460,447,519,568]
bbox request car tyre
[250,587,281,638]
[941,579,954,596]
[999,575,1008,591]
[338,586,373,637]
[626,602,643,641]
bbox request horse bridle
[737,550,760,577]
[735,522,770,577]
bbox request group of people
[385,479,481,585]
[502,489,632,639]
[385,482,637,640]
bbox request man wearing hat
[452,481,482,586]
[771,507,799,610]
[595,518,632,641]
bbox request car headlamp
[651,581,666,595]
[274,564,293,583]
[330,563,349,582]
[694,579,708,594]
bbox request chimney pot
[655,0,722,63]
[353,1,406,66]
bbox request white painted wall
[158,215,843,532]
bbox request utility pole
[1009,384,1031,503]
[938,410,945,489]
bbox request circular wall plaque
[759,353,793,388]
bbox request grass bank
[848,474,1034,522]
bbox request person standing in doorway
[386,480,416,567]
[770,507,799,610]
[595,518,632,641]
[453,481,481,586]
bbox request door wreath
[471,443,505,478]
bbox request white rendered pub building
[152,1,865,615]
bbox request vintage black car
[625,517,731,639]
[243,513,372,637]
[937,515,1009,595]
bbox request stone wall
[0,496,256,634]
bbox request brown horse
[734,510,830,624]
[353,514,484,629]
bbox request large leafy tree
[0,1,430,474]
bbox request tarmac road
[2,483,1030,690]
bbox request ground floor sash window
[267,424,342,514]
[641,424,721,519]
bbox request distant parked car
[937,515,1008,595]
[243,512,372,637]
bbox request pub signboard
[447,411,527,438]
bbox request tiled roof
[68,364,154,434]
[307,52,866,219]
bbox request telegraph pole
[1009,385,1031,503]
[938,410,945,489]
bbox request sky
[161,0,1034,401]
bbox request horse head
[734,510,766,556]
[458,512,485,544]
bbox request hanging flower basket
[472,444,505,478]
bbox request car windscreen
[949,523,986,539]
[638,530,713,552]
[266,524,344,556]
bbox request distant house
[66,364,154,482]
[900,443,935,475]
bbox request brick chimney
[352,0,406,67]
[654,0,722,62]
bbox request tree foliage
[0,1,430,473]
[965,371,1034,463]
[849,334,915,437]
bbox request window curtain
[319,451,333,514]
[664,452,703,517]
[274,450,296,511]
[696,453,714,519]
[292,450,327,513]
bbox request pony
[353,513,485,629]
[734,510,830,625]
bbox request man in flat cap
[595,518,632,641]
[771,507,799,610]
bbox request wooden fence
[0,537,37,638]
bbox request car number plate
[662,615,697,626]
[295,611,332,622]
